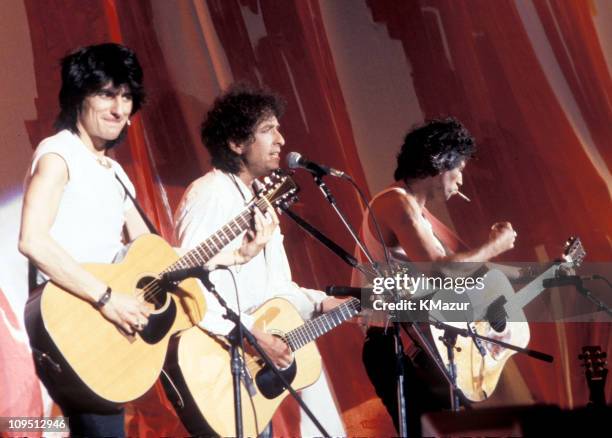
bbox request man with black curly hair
[356,117,517,436]
[367,117,515,264]
[174,83,346,437]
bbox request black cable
[218,266,262,435]
[594,274,612,290]
[345,175,391,267]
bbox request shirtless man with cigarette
[356,117,516,436]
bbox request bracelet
[95,287,112,309]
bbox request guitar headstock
[578,345,608,405]
[256,169,299,211]
[579,346,608,380]
[558,236,586,275]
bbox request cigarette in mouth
[456,191,471,202]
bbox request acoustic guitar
[24,170,298,411]
[430,237,585,402]
[163,297,360,437]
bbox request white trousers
[298,366,346,437]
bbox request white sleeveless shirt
[30,130,135,266]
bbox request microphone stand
[194,267,330,438]
[441,324,461,411]
[311,173,377,268]
[431,320,554,362]
[424,319,554,411]
[297,171,555,432]
[277,209,413,426]
[292,171,412,437]
[293,170,562,435]
[279,203,376,278]
[572,280,612,318]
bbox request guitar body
[165,298,322,437]
[24,234,206,411]
[430,269,530,402]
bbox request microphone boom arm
[311,174,377,268]
[279,204,375,278]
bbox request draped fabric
[365,0,612,410]
[0,0,610,436]
[0,288,43,425]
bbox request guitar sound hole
[486,296,507,333]
[137,276,167,309]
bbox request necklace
[96,157,112,169]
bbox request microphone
[162,265,222,283]
[326,285,372,298]
[543,275,594,288]
[286,152,347,178]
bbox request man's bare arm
[19,154,150,334]
[380,191,515,263]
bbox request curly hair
[55,43,145,147]
[201,83,286,174]
[394,117,476,181]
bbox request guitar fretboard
[285,298,361,351]
[507,238,584,313]
[162,196,270,275]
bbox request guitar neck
[508,264,560,311]
[285,298,361,351]
[163,197,268,274]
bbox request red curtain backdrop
[0,289,43,430]
[367,0,611,410]
[2,0,610,436]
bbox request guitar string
[286,299,360,349]
[137,211,251,303]
[139,213,252,302]
[139,198,263,301]
[137,190,287,303]
[293,299,359,348]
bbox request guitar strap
[229,173,266,260]
[27,262,39,294]
[114,173,161,236]
[115,173,187,404]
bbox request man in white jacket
[174,83,346,437]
